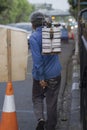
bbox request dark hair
[30,11,45,27]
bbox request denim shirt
[29,26,62,80]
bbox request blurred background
[0,0,78,27]
[0,0,79,44]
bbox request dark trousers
[32,75,61,130]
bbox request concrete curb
[69,55,81,130]
[69,37,81,129]
[69,29,82,130]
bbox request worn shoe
[36,119,45,130]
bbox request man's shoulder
[30,31,36,39]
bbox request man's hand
[39,80,48,89]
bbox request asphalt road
[0,39,74,130]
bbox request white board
[0,25,28,82]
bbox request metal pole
[77,0,80,56]
[7,29,12,82]
[78,0,80,35]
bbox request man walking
[29,11,62,130]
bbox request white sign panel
[0,25,28,82]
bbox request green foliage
[68,0,77,19]
[68,0,78,8]
[68,0,87,20]
[0,0,35,24]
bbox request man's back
[30,26,62,80]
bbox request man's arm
[29,36,44,80]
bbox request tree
[14,0,33,22]
[68,0,87,14]
[68,0,78,19]
[0,0,35,24]
[0,0,12,12]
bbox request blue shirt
[29,26,62,80]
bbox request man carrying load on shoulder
[29,11,62,130]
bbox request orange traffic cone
[0,82,19,130]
